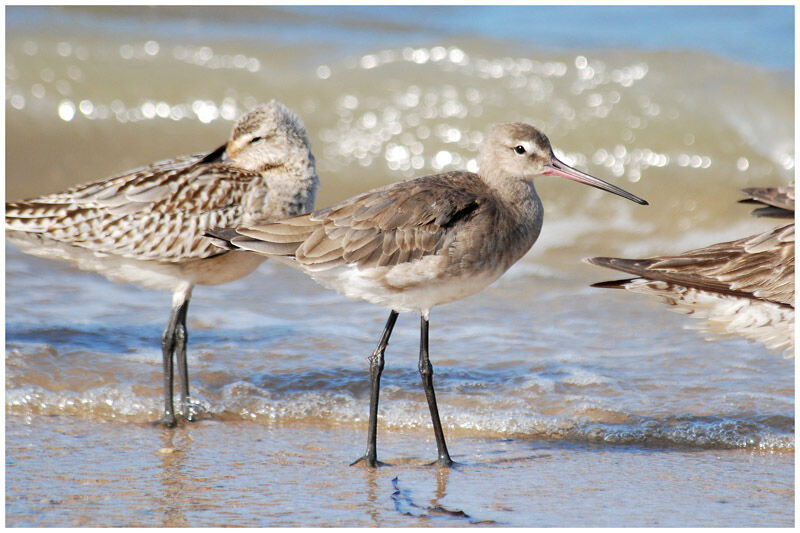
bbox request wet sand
[6,415,793,527]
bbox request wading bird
[207,122,647,466]
[6,100,320,426]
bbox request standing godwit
[6,100,320,426]
[207,122,647,466]
[587,185,794,354]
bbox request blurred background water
[5,5,794,527]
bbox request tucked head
[478,122,647,205]
[225,100,314,172]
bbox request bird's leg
[351,310,399,467]
[159,306,180,428]
[158,287,193,427]
[172,299,192,421]
[418,314,453,467]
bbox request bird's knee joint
[161,331,174,350]
[418,360,433,378]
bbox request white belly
[301,255,506,314]
[8,233,265,293]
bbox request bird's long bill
[545,156,648,205]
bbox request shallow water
[5,5,795,527]
[6,417,794,527]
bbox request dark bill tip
[545,157,648,206]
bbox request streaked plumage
[588,186,794,354]
[208,122,647,466]
[739,184,794,218]
[6,100,320,425]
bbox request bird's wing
[6,145,266,262]
[588,223,794,307]
[226,171,489,270]
[739,185,795,218]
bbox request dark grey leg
[173,300,191,421]
[160,308,178,427]
[418,315,453,467]
[352,310,399,467]
[159,299,190,427]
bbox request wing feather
[589,223,794,307]
[214,171,492,272]
[739,185,794,218]
[6,148,267,262]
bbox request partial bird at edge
[587,185,795,355]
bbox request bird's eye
[249,136,264,144]
[514,145,526,155]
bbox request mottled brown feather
[231,171,501,273]
[739,184,795,218]
[5,153,268,262]
[589,223,794,308]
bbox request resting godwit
[207,122,647,466]
[588,185,794,354]
[6,100,320,426]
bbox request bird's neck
[485,174,544,266]
[244,160,319,223]
[483,172,542,221]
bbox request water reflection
[156,428,190,527]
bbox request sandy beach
[6,416,793,527]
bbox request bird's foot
[350,455,388,468]
[427,456,456,468]
[152,414,178,428]
[179,396,209,422]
